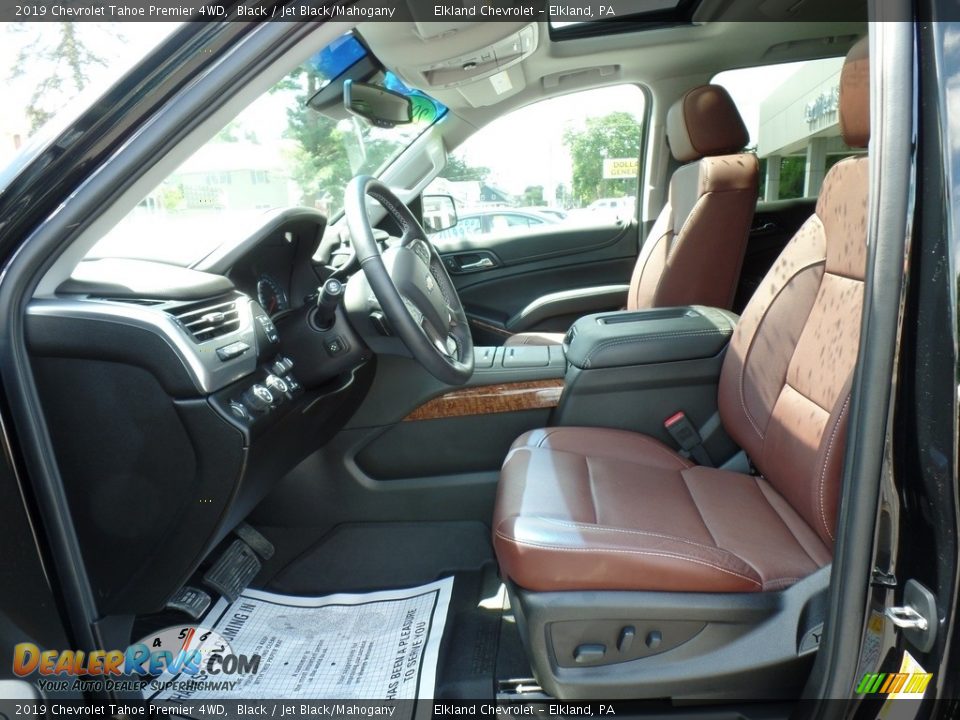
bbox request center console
[553,305,740,463]
[473,343,566,380]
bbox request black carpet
[266,521,530,699]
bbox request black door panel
[734,198,817,312]
[433,218,632,265]
[433,221,638,343]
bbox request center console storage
[554,306,739,462]
[474,343,566,378]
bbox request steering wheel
[345,175,474,385]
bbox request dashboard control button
[269,360,286,376]
[216,341,250,361]
[243,384,274,412]
[284,375,301,391]
[280,356,294,371]
[265,374,289,395]
[228,401,251,421]
[256,315,280,343]
[325,336,349,357]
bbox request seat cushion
[494,427,831,593]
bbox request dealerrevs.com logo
[11,625,260,692]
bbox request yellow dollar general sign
[856,672,933,695]
[602,158,639,179]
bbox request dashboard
[23,208,374,616]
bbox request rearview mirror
[343,79,412,128]
[422,195,458,233]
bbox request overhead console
[358,21,538,105]
[554,306,741,463]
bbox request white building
[757,57,865,200]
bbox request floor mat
[269,521,493,595]
[264,521,532,700]
[144,578,452,706]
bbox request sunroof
[548,0,698,38]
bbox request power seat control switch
[573,644,606,664]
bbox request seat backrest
[718,38,870,548]
[627,85,759,311]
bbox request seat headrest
[839,37,870,148]
[666,85,749,163]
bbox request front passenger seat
[495,37,869,598]
[507,85,759,346]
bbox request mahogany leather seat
[494,38,870,594]
[507,84,759,346]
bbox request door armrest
[506,284,630,333]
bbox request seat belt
[664,411,713,467]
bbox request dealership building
[756,56,865,201]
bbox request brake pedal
[234,522,275,560]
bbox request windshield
[87,33,446,266]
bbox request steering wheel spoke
[346,175,474,384]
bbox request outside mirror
[422,195,458,233]
[343,79,412,128]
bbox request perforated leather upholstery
[493,37,870,592]
[507,85,758,347]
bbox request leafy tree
[277,68,402,212]
[779,156,806,199]
[522,185,545,206]
[7,23,109,132]
[563,112,641,206]
[275,68,353,209]
[439,155,490,182]
[216,121,259,144]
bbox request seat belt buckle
[664,412,712,466]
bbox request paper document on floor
[145,577,453,703]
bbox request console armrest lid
[566,306,738,370]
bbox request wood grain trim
[403,380,564,422]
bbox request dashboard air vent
[172,295,241,343]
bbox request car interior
[11,4,892,710]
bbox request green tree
[779,156,806,199]
[8,23,109,132]
[277,68,353,209]
[278,69,403,212]
[439,155,490,182]
[216,120,259,144]
[563,112,641,207]
[522,185,545,206]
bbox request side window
[713,57,864,202]
[425,85,645,241]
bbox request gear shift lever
[313,278,343,330]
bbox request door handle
[460,257,495,271]
[750,222,778,234]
